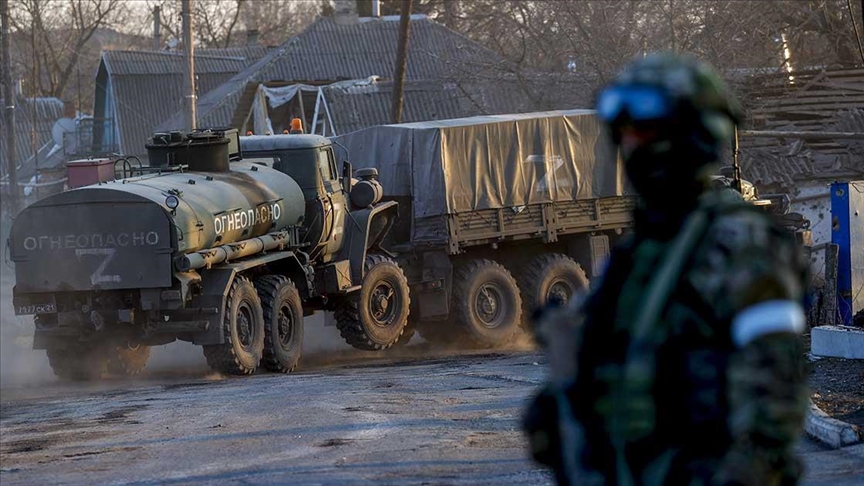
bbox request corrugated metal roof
[112,72,237,155]
[256,16,503,82]
[323,78,553,135]
[158,16,513,132]
[103,47,269,76]
[738,68,864,189]
[0,96,64,181]
[324,81,466,134]
[740,109,864,189]
[741,149,864,189]
[100,46,270,156]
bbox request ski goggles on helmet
[596,85,673,123]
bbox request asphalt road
[1,349,862,485]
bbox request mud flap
[190,267,237,346]
[337,201,399,286]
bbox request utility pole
[153,5,161,51]
[31,0,38,200]
[390,0,413,124]
[181,0,197,131]
[1,0,19,214]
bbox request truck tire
[451,259,522,347]
[255,275,303,373]
[335,254,410,350]
[107,343,151,376]
[45,344,109,381]
[203,276,265,375]
[519,253,589,327]
[391,319,416,346]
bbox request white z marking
[75,248,121,284]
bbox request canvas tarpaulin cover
[252,84,321,135]
[333,110,628,242]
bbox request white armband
[731,300,805,348]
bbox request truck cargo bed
[334,110,634,249]
[402,196,636,254]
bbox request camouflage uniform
[524,54,809,486]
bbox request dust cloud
[145,341,209,372]
[302,312,353,353]
[0,293,377,388]
[299,313,537,371]
[0,261,534,388]
[0,214,532,388]
[140,312,354,376]
[0,266,55,388]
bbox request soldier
[523,53,810,486]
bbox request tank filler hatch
[145,128,241,172]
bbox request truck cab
[240,132,410,356]
[240,134,348,262]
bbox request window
[318,148,337,181]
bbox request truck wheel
[452,259,522,347]
[335,254,410,350]
[107,342,151,376]
[203,276,265,375]
[519,253,589,327]
[45,344,109,381]
[255,275,304,373]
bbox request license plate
[15,302,56,315]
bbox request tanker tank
[9,131,305,294]
[96,160,306,253]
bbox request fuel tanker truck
[8,128,410,380]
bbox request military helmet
[597,52,742,163]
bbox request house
[0,95,66,206]
[91,46,270,157]
[737,67,864,295]
[157,14,583,138]
[0,95,64,177]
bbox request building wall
[788,181,832,280]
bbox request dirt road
[0,350,548,485]
[1,349,862,485]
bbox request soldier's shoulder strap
[628,208,711,345]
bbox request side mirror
[341,160,353,194]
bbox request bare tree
[8,0,124,100]
[433,0,862,113]
[246,0,320,47]
[197,0,245,48]
[149,0,320,49]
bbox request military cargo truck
[9,128,410,380]
[334,110,638,347]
